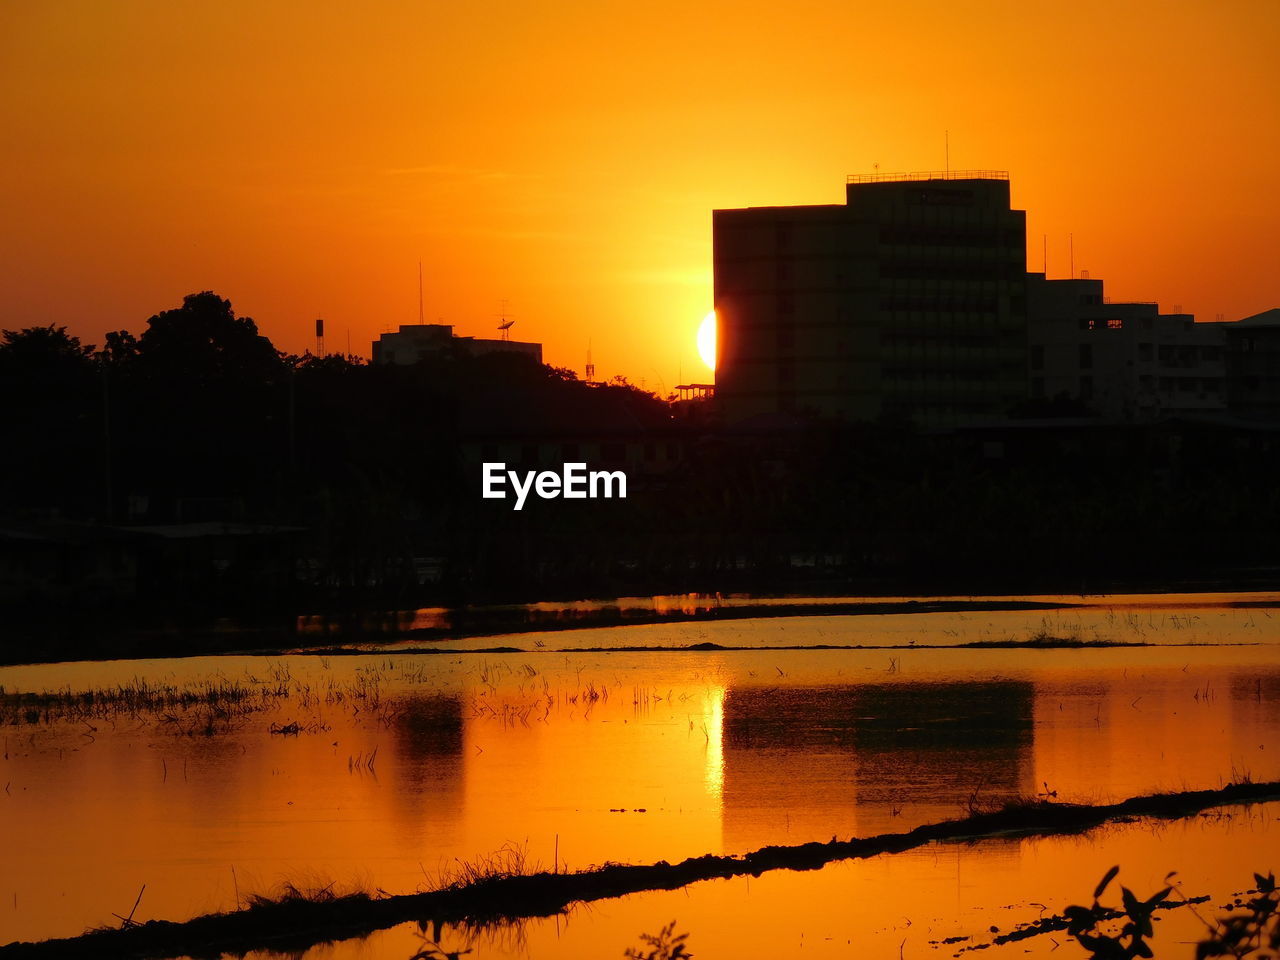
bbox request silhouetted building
[713,172,1028,427]
[1026,274,1226,419]
[1225,308,1280,421]
[372,324,542,365]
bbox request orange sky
[1,0,1277,390]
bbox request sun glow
[697,310,716,371]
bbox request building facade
[1225,308,1280,421]
[1025,274,1226,420]
[713,172,1028,427]
[372,324,542,365]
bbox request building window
[1106,318,1123,330]
[1079,376,1093,400]
[1031,376,1045,398]
[1079,344,1093,369]
[1138,343,1153,362]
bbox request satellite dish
[498,319,515,331]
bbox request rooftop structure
[372,324,542,366]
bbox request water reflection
[722,682,1035,846]
[386,695,464,835]
[0,609,1277,946]
[231,804,1276,960]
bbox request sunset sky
[2,0,1277,390]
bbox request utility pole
[102,364,113,522]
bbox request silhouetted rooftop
[1236,308,1280,328]
[846,170,1009,183]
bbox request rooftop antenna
[586,339,596,382]
[1070,234,1075,280]
[418,262,424,324]
[315,315,325,356]
[945,130,949,175]
[496,299,515,341]
[1043,234,1048,275]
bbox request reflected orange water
[362,596,1280,652]
[1,602,1278,947]
[244,806,1271,960]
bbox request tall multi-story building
[1025,274,1226,419]
[372,324,542,365]
[713,172,1028,427]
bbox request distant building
[1025,274,1226,419]
[713,172,1028,427]
[372,324,542,365]
[1224,308,1280,421]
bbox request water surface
[1,595,1276,947]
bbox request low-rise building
[1225,308,1280,421]
[1026,273,1225,420]
[372,324,542,365]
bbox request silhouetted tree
[136,292,281,381]
[0,324,95,376]
[0,326,101,514]
[98,329,139,369]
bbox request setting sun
[697,310,717,371]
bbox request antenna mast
[496,300,515,341]
[418,262,424,324]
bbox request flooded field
[222,804,1277,960]
[1,594,1277,955]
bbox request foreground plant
[1065,865,1171,959]
[624,921,692,960]
[1066,866,1279,959]
[1198,872,1279,959]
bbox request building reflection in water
[386,694,466,839]
[720,681,1035,849]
